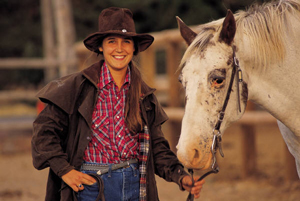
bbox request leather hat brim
[83,31,154,54]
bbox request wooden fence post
[165,42,183,153]
[166,42,182,107]
[52,0,78,76]
[41,0,57,82]
[241,101,257,178]
[241,124,257,177]
[284,145,298,180]
[139,47,156,88]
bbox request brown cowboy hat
[83,7,154,55]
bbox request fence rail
[164,108,277,125]
[0,58,58,69]
[0,90,38,101]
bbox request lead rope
[186,133,222,201]
[186,168,219,201]
[88,173,105,201]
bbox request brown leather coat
[31,60,188,201]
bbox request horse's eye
[215,78,223,84]
[211,77,224,88]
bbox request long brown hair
[125,60,143,133]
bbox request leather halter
[186,47,243,201]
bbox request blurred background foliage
[0,0,269,89]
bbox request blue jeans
[77,163,140,201]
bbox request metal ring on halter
[234,56,240,67]
[212,128,221,135]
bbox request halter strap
[214,47,239,131]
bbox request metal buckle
[123,161,131,169]
[211,131,218,170]
[211,129,224,170]
[217,111,225,122]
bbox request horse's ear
[219,10,236,45]
[176,16,197,45]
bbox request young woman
[31,7,205,201]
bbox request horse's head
[176,10,248,169]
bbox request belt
[81,159,138,175]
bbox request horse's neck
[247,65,300,135]
[238,30,300,136]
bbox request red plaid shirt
[83,62,139,163]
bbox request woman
[31,7,204,201]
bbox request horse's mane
[180,0,300,70]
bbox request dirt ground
[0,122,299,201]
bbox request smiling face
[99,34,135,73]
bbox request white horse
[176,0,300,177]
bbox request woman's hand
[181,175,205,199]
[62,169,97,192]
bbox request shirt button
[116,115,120,119]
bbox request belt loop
[130,164,136,177]
[131,163,138,177]
[108,164,112,178]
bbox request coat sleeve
[149,96,189,189]
[31,102,74,177]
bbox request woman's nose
[116,41,122,52]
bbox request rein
[186,47,243,201]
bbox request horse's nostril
[194,149,200,159]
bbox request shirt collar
[99,62,131,89]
